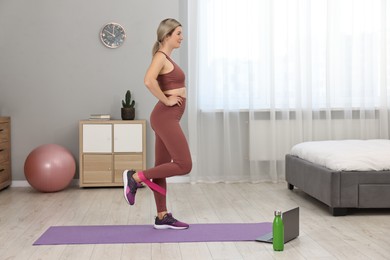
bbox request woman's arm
[144,53,183,106]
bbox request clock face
[100,22,126,48]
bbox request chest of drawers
[0,117,11,191]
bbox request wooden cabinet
[79,120,146,187]
[0,117,11,191]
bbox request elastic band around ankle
[138,172,166,196]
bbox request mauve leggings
[143,98,192,212]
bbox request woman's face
[166,26,183,49]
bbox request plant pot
[121,107,135,120]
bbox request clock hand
[104,29,114,37]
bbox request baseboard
[11,177,190,188]
[10,180,30,187]
[11,179,80,188]
[167,176,190,183]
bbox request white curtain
[187,0,390,183]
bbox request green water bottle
[273,210,284,251]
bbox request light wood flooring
[0,182,389,260]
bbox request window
[196,0,385,110]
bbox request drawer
[0,142,10,163]
[0,123,10,143]
[0,162,11,183]
[358,184,390,208]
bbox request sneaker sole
[122,170,131,205]
[153,224,189,230]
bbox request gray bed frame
[285,154,390,216]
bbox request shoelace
[160,213,177,224]
[127,172,138,193]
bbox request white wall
[0,0,187,181]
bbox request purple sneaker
[154,213,189,230]
[137,182,145,188]
[123,170,138,205]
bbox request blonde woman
[123,18,192,230]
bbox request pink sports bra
[156,51,186,91]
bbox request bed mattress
[290,139,390,171]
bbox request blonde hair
[152,18,182,55]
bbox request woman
[123,18,192,230]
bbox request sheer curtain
[187,0,390,183]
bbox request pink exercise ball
[24,144,76,192]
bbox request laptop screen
[282,207,299,243]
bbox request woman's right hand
[165,95,183,107]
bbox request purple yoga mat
[33,222,272,245]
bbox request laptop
[255,207,299,243]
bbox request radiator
[249,118,379,161]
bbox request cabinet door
[114,154,143,183]
[83,124,112,153]
[83,154,112,183]
[114,124,143,152]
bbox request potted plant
[121,90,136,120]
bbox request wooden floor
[0,182,389,260]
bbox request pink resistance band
[138,172,166,196]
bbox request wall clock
[100,22,126,48]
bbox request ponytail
[152,41,160,56]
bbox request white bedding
[290,139,390,171]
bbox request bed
[285,139,390,216]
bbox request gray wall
[0,0,188,181]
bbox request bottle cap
[274,210,282,216]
